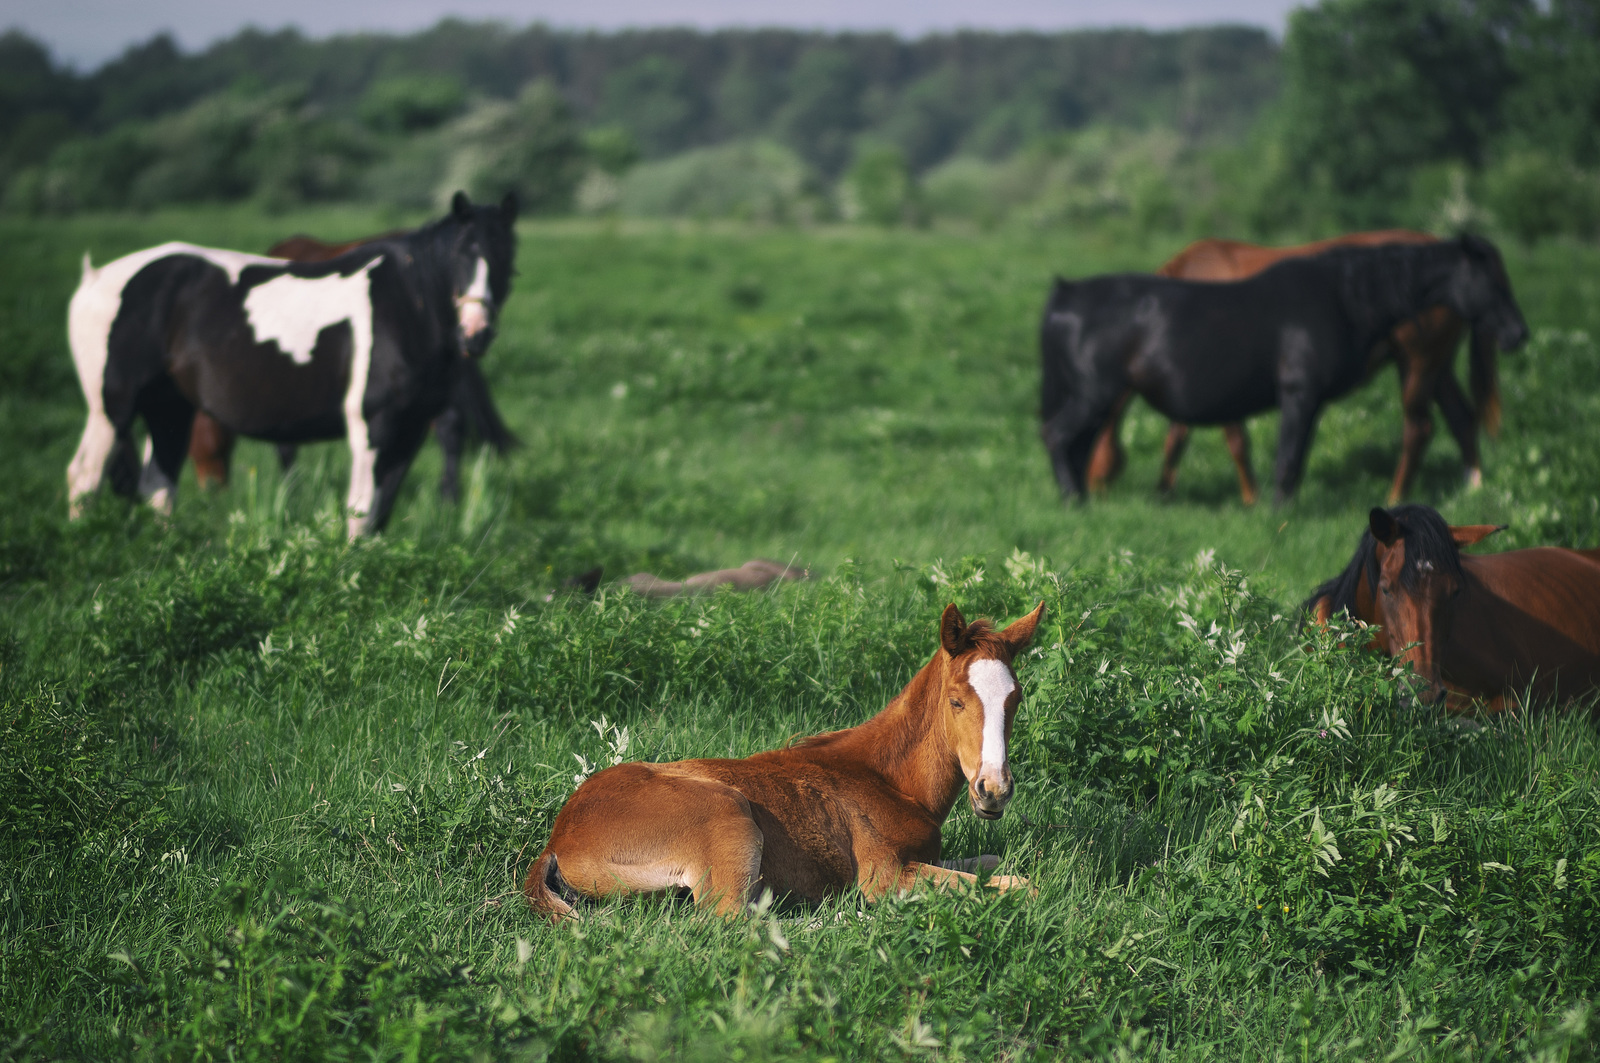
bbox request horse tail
[1469,327,1502,438]
[524,850,578,921]
[453,358,519,453]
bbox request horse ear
[1369,507,1401,546]
[999,600,1046,659]
[940,603,969,656]
[500,191,519,223]
[1450,523,1506,547]
[452,191,472,220]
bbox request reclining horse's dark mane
[1301,504,1463,621]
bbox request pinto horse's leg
[136,376,195,514]
[67,409,118,517]
[1433,372,1482,490]
[354,416,431,536]
[535,770,765,919]
[433,403,465,504]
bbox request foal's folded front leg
[897,860,1032,895]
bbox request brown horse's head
[1367,507,1503,702]
[936,601,1045,820]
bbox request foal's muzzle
[969,771,1013,819]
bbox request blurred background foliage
[2,0,1600,242]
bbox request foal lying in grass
[526,601,1044,919]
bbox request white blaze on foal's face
[963,657,1017,816]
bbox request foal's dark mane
[1302,504,1462,619]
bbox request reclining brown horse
[1086,231,1504,505]
[1308,505,1600,713]
[525,601,1043,919]
[188,229,516,501]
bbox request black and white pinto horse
[1038,235,1529,504]
[67,192,517,535]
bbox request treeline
[2,0,1599,242]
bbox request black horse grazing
[1038,235,1529,504]
[67,192,517,535]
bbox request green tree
[776,48,866,177]
[1280,0,1517,226]
[599,56,705,158]
[449,81,586,214]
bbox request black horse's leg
[1272,390,1323,504]
[434,404,465,504]
[1433,372,1482,489]
[276,444,298,473]
[1041,404,1102,500]
[1157,424,1190,494]
[1085,391,1133,492]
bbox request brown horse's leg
[189,412,236,489]
[1086,391,1133,493]
[1158,424,1189,493]
[541,771,765,917]
[1222,423,1258,505]
[1389,361,1439,505]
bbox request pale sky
[4,0,1301,70]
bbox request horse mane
[1301,504,1462,619]
[1384,504,1463,589]
[1302,529,1379,621]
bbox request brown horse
[1086,230,1503,505]
[525,601,1044,919]
[1314,505,1600,713]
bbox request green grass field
[4,209,1600,1061]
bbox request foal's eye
[949,698,964,711]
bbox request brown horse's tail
[1469,327,1502,438]
[524,850,578,922]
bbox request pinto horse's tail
[1469,327,1502,438]
[453,358,519,454]
[524,850,578,921]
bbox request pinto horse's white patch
[967,658,1016,784]
[244,260,382,366]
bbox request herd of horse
[59,203,1600,919]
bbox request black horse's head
[443,190,518,359]
[1448,234,1529,352]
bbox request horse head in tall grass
[525,601,1045,920]
[1309,505,1600,712]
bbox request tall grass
[2,209,1599,1060]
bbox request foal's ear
[999,601,1046,659]
[1450,523,1506,547]
[500,191,519,224]
[1369,507,1401,546]
[451,191,472,220]
[940,603,969,656]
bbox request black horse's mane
[1302,503,1462,619]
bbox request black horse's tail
[452,359,519,453]
[1468,327,1502,439]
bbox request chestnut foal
[525,601,1044,919]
